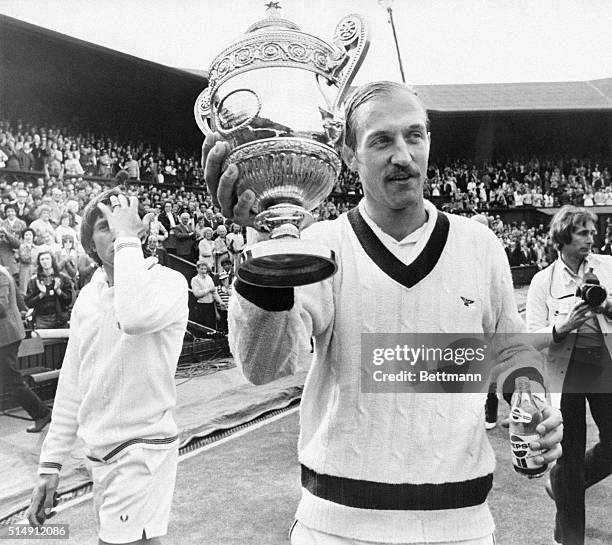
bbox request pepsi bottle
[509,376,547,478]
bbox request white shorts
[91,446,178,544]
[289,520,496,545]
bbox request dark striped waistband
[301,464,493,511]
[86,435,178,463]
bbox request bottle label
[510,432,543,470]
[510,406,533,424]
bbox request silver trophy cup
[195,4,369,287]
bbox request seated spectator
[64,151,84,177]
[17,142,33,171]
[54,213,79,245]
[24,251,72,329]
[55,234,79,288]
[145,234,168,267]
[29,205,56,244]
[148,208,169,241]
[14,189,33,223]
[37,230,61,255]
[594,189,606,206]
[97,149,112,177]
[65,199,83,234]
[18,228,37,294]
[1,204,26,239]
[45,143,63,179]
[194,215,209,242]
[123,153,140,180]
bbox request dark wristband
[234,279,294,311]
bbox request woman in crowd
[147,207,169,241]
[194,215,210,243]
[25,251,73,329]
[197,227,215,272]
[213,225,229,272]
[18,228,37,294]
[55,234,79,289]
[54,213,79,245]
[191,260,221,330]
[38,230,61,255]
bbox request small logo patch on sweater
[460,296,475,308]
[120,514,129,523]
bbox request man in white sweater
[204,81,564,544]
[27,188,188,544]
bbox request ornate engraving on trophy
[195,4,369,287]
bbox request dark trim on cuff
[39,461,62,471]
[235,279,294,311]
[301,464,493,511]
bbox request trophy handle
[330,14,370,112]
[194,87,213,136]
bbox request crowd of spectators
[427,156,612,211]
[336,155,612,213]
[0,120,203,185]
[2,118,612,329]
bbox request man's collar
[556,254,589,285]
[357,199,435,246]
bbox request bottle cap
[514,376,530,390]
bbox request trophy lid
[246,2,301,33]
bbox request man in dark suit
[0,265,51,432]
[14,189,34,224]
[174,212,196,262]
[145,234,169,267]
[159,201,179,255]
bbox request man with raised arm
[27,188,188,545]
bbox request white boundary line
[16,405,300,520]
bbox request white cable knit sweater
[229,201,530,543]
[38,237,188,474]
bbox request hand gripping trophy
[194,2,369,287]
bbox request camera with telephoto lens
[576,268,607,307]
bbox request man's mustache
[384,166,421,181]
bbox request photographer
[526,205,612,545]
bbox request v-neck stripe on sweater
[347,204,450,289]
